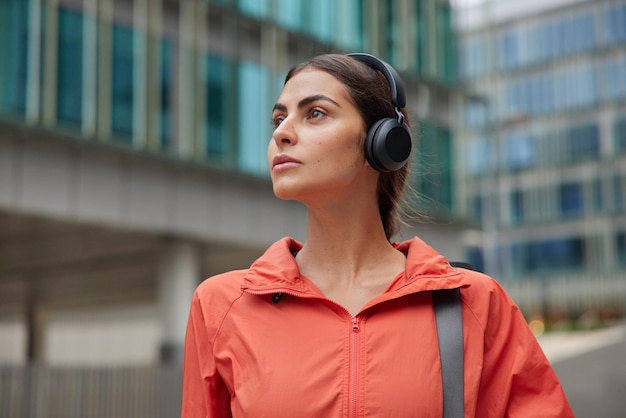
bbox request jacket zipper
[244,288,369,416]
[349,316,360,418]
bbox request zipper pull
[351,317,360,332]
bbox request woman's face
[268,68,375,204]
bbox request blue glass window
[576,13,596,52]
[0,0,30,115]
[111,24,134,139]
[552,64,597,112]
[499,31,518,70]
[510,243,524,277]
[160,39,172,150]
[524,237,585,273]
[601,57,625,100]
[617,232,626,266]
[237,60,271,175]
[560,182,584,217]
[205,54,233,160]
[504,81,525,118]
[335,0,362,51]
[518,26,529,64]
[615,175,625,212]
[305,0,333,43]
[530,24,544,63]
[554,71,567,110]
[237,0,270,19]
[592,178,603,213]
[603,5,626,44]
[460,38,486,80]
[545,21,558,59]
[614,117,626,153]
[579,64,597,107]
[539,74,555,113]
[413,123,453,211]
[275,0,302,30]
[466,247,484,273]
[466,137,495,176]
[568,123,599,161]
[471,195,483,221]
[547,11,598,58]
[564,17,578,55]
[436,3,455,83]
[511,190,524,224]
[463,99,488,129]
[57,7,83,125]
[503,131,534,170]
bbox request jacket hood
[242,237,472,297]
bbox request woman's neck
[294,203,406,315]
[296,202,404,288]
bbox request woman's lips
[272,155,302,171]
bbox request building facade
[0,0,460,396]
[456,0,626,318]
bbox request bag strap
[433,286,464,418]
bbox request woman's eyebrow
[272,94,341,113]
[272,103,287,113]
[298,94,341,109]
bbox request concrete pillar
[158,240,200,365]
[25,280,46,364]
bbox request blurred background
[0,0,624,416]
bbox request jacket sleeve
[181,291,231,418]
[474,277,575,417]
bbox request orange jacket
[182,237,574,417]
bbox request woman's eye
[309,109,325,120]
[272,116,285,128]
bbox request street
[538,322,626,418]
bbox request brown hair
[285,54,412,240]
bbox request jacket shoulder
[194,269,248,305]
[457,268,502,293]
[188,270,249,344]
[455,268,531,339]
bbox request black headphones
[346,53,412,172]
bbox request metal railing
[0,365,182,418]
[504,271,626,320]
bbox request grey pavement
[538,322,626,418]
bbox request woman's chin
[272,186,299,201]
[271,183,316,203]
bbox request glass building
[456,0,626,317]
[0,0,457,192]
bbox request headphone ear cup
[364,118,412,172]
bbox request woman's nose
[272,119,297,146]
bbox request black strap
[433,287,464,418]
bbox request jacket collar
[241,236,472,297]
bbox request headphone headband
[346,53,406,109]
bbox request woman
[181,53,574,417]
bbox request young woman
[181,53,574,417]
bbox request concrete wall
[0,121,308,248]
